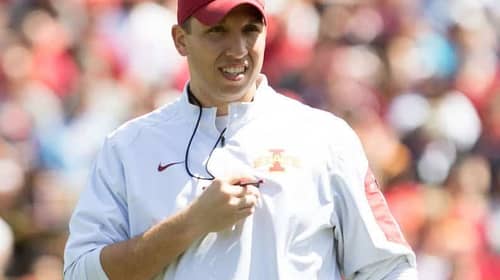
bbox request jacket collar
[178,74,271,137]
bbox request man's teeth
[222,66,246,74]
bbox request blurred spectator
[0,0,499,279]
[0,218,13,279]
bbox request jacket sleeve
[63,137,129,280]
[328,120,417,279]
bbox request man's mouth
[220,65,248,81]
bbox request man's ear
[172,25,188,56]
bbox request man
[64,0,418,279]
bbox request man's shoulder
[264,89,357,148]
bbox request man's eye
[243,25,262,33]
[208,26,226,33]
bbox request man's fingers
[224,185,248,197]
[228,193,257,206]
[231,177,263,188]
[242,185,260,197]
[224,184,260,198]
[236,194,258,210]
[236,206,255,218]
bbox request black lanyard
[184,87,226,181]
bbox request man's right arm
[98,178,259,280]
[98,202,205,280]
[63,204,203,280]
[63,137,260,280]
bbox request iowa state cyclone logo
[253,149,301,172]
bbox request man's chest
[121,125,333,236]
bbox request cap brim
[193,0,266,26]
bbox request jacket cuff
[86,246,109,279]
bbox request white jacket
[64,75,416,279]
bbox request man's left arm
[328,120,417,279]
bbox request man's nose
[226,34,247,59]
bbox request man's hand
[187,177,261,233]
[98,176,261,280]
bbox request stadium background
[0,0,499,279]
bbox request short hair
[181,17,192,33]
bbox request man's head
[172,0,267,115]
[177,0,266,26]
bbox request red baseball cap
[177,0,266,26]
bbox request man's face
[173,4,266,112]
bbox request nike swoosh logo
[158,161,184,172]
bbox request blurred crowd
[0,0,499,279]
